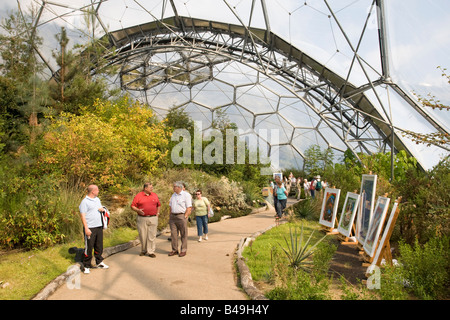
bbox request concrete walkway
[48,203,289,300]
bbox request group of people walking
[301,175,327,199]
[78,181,212,274]
[271,174,328,219]
[282,173,328,200]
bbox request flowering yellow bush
[37,97,170,190]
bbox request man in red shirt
[131,183,161,258]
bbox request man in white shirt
[79,184,109,273]
[168,181,192,257]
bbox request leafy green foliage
[0,10,43,82]
[278,225,327,270]
[303,145,334,177]
[266,267,331,300]
[398,236,449,299]
[0,171,81,249]
[38,111,127,189]
[49,27,119,115]
[36,97,170,191]
[341,149,417,182]
[393,158,450,244]
[0,9,50,143]
[377,265,409,300]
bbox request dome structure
[2,0,449,173]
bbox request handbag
[203,198,214,217]
[208,207,214,218]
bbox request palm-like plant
[278,224,327,270]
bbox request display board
[356,174,377,243]
[337,192,360,237]
[363,196,390,257]
[319,188,341,229]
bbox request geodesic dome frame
[4,0,449,173]
[106,16,407,161]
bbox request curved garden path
[47,203,288,300]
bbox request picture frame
[371,200,399,266]
[273,172,283,182]
[363,196,390,257]
[337,192,360,237]
[356,174,377,243]
[319,188,341,229]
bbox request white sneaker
[204,235,208,240]
[198,237,202,242]
[84,268,90,274]
[98,262,109,269]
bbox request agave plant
[278,224,327,271]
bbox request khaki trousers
[137,215,158,255]
[169,213,188,253]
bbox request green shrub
[266,267,331,300]
[338,276,379,300]
[312,240,337,282]
[292,197,322,220]
[378,265,409,300]
[0,175,81,249]
[239,180,264,207]
[243,221,335,300]
[398,236,449,299]
[35,97,170,192]
[393,158,450,244]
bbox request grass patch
[0,227,138,300]
[242,220,331,281]
[242,219,337,299]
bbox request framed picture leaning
[363,196,390,257]
[319,188,341,229]
[356,174,377,244]
[371,199,399,266]
[337,192,360,237]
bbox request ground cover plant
[242,220,337,300]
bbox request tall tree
[303,144,334,177]
[49,22,119,114]
[0,8,49,146]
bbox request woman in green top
[192,189,210,242]
[275,180,288,219]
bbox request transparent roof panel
[1,0,449,171]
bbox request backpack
[310,180,316,190]
[315,180,322,191]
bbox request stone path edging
[32,239,141,300]
[235,220,288,300]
